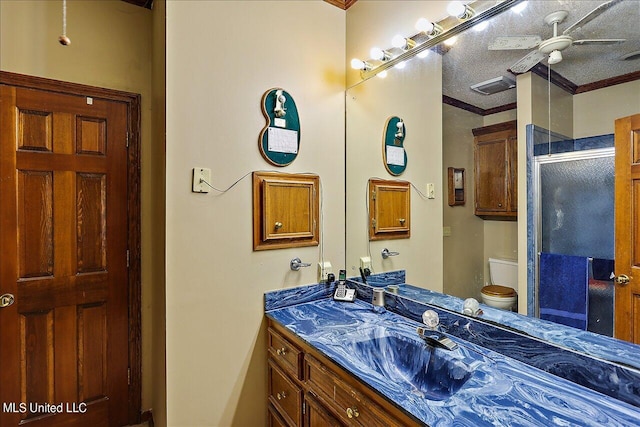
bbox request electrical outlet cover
[317,262,333,282]
[359,257,372,270]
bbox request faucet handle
[422,310,439,330]
[290,257,311,271]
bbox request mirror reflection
[346,0,640,346]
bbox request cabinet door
[474,136,507,213]
[253,172,319,250]
[368,179,410,240]
[304,393,342,427]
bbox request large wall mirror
[346,0,640,355]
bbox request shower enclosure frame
[531,147,615,318]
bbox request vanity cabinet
[472,120,517,220]
[267,321,418,427]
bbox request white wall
[165,1,345,425]
[0,0,158,415]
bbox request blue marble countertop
[384,283,640,371]
[266,298,640,426]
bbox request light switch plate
[426,183,435,199]
[318,261,333,282]
[192,168,211,193]
[443,226,452,237]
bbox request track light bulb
[447,1,474,19]
[415,18,434,34]
[370,47,390,61]
[351,58,367,70]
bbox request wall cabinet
[472,121,517,220]
[267,320,418,426]
[253,172,320,250]
[368,179,411,240]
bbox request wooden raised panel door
[304,393,342,427]
[614,113,640,344]
[0,85,129,426]
[474,135,507,213]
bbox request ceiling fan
[489,0,626,73]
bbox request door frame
[0,71,142,424]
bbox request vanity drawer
[268,402,289,427]
[305,355,406,427]
[269,327,303,380]
[268,359,302,426]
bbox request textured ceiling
[442,0,640,110]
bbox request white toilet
[481,258,518,310]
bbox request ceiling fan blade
[562,0,624,35]
[489,36,542,50]
[509,50,547,74]
[573,38,626,46]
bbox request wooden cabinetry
[267,321,418,426]
[253,172,320,250]
[472,121,517,220]
[368,179,411,240]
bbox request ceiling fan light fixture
[548,49,563,65]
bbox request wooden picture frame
[448,167,465,206]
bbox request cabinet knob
[498,203,503,208]
[399,218,406,224]
[276,347,287,356]
[274,222,283,229]
[346,407,359,418]
[276,391,287,400]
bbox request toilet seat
[482,285,516,297]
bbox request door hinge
[128,367,131,385]
[126,250,130,268]
[302,401,306,415]
[371,219,377,229]
[126,132,130,148]
[372,190,376,200]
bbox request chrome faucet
[417,310,458,351]
[417,327,458,351]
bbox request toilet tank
[489,258,518,290]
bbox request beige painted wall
[0,0,158,414]
[151,1,167,426]
[573,80,640,138]
[442,104,484,299]
[345,1,450,289]
[165,1,345,425]
[530,72,574,137]
[346,57,443,288]
[346,1,451,88]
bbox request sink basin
[346,328,473,400]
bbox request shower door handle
[614,274,630,286]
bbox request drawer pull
[276,391,287,400]
[346,407,359,419]
[276,347,287,356]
